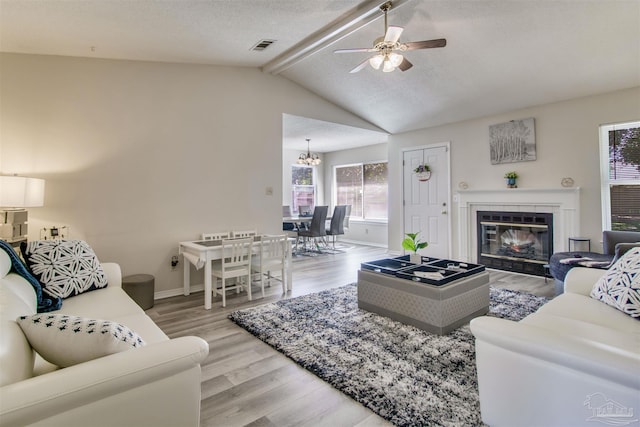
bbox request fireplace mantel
[456,188,580,263]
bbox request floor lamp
[0,176,45,247]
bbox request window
[600,121,640,231]
[291,165,315,213]
[335,162,388,220]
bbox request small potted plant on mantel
[504,171,518,188]
[414,164,431,182]
[402,232,429,264]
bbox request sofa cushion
[17,313,145,368]
[21,240,108,299]
[613,242,640,262]
[590,247,640,318]
[110,313,169,344]
[522,312,640,353]
[534,292,638,333]
[56,286,145,319]
[1,274,37,386]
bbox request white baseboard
[154,283,204,300]
[339,239,388,249]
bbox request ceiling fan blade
[403,38,447,50]
[398,57,413,72]
[334,47,378,54]
[349,58,371,73]
[384,26,404,44]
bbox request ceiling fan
[334,1,446,73]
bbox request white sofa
[0,249,209,427]
[470,267,640,427]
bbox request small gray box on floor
[122,274,155,310]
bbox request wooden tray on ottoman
[357,268,490,335]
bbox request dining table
[283,215,331,225]
[179,235,293,310]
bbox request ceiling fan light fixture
[382,57,396,72]
[369,54,384,70]
[333,0,447,74]
[389,52,403,67]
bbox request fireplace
[477,211,553,276]
[456,188,579,271]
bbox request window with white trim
[334,162,388,220]
[291,165,315,213]
[599,121,640,231]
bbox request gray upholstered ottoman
[122,274,155,310]
[357,269,490,335]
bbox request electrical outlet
[171,255,179,270]
[40,226,69,240]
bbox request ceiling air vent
[251,39,276,52]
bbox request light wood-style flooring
[147,244,555,427]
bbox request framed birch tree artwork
[489,118,536,164]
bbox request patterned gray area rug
[229,283,549,427]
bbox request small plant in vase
[504,171,518,188]
[414,164,431,182]
[402,232,429,264]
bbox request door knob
[441,210,448,214]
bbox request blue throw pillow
[0,240,62,312]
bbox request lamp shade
[0,176,45,208]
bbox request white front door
[403,145,450,258]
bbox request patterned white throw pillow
[17,314,145,367]
[590,247,640,318]
[21,240,108,299]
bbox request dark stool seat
[549,252,612,282]
[122,274,155,310]
[549,252,611,295]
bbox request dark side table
[122,274,155,310]
[568,237,591,252]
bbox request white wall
[323,143,388,247]
[388,87,640,256]
[0,53,379,296]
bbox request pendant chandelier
[297,138,321,166]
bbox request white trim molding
[457,188,580,262]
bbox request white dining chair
[231,230,257,238]
[202,231,231,241]
[252,234,287,294]
[211,237,253,307]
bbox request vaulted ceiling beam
[262,0,413,75]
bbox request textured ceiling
[1,0,639,149]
